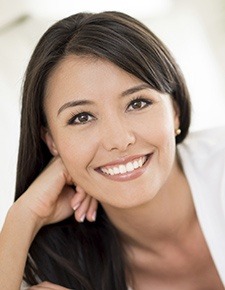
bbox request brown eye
[127,98,152,111]
[131,100,144,109]
[68,112,95,125]
[77,113,90,123]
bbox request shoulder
[179,128,225,285]
[178,126,225,162]
[178,127,225,151]
[178,126,225,182]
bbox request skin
[0,156,97,290]
[0,54,223,289]
[44,55,180,209]
[43,55,224,289]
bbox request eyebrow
[57,83,151,116]
[57,99,94,116]
[121,83,151,97]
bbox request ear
[172,100,180,129]
[41,127,59,156]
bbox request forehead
[45,55,142,103]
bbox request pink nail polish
[92,211,96,222]
[73,203,80,211]
[80,214,86,223]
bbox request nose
[100,116,136,152]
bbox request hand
[71,185,98,223]
[16,157,98,229]
[28,281,70,289]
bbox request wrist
[0,198,41,290]
[8,197,43,240]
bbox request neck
[102,157,195,252]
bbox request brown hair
[15,11,191,289]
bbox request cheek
[55,133,97,180]
[156,119,177,160]
[156,105,177,143]
[136,108,176,147]
[138,108,177,170]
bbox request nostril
[101,128,136,152]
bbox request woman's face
[44,55,180,209]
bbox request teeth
[126,162,134,172]
[133,160,139,169]
[100,156,148,176]
[108,168,114,175]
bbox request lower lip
[97,154,153,182]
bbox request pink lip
[96,153,153,182]
[97,153,150,169]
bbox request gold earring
[175,128,181,136]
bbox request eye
[67,112,95,125]
[127,97,152,111]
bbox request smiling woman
[44,55,179,208]
[0,10,225,290]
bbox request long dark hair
[15,11,191,289]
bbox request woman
[0,11,225,290]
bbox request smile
[100,155,149,176]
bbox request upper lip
[97,153,151,169]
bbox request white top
[177,126,225,286]
[21,127,225,289]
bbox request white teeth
[113,167,120,174]
[108,168,114,175]
[100,156,148,176]
[126,162,134,172]
[138,158,143,167]
[119,165,126,174]
[133,160,139,169]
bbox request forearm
[0,202,41,290]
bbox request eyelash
[126,96,152,111]
[67,111,95,125]
[67,96,152,125]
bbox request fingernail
[92,211,96,222]
[79,214,86,223]
[73,203,80,211]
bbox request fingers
[86,197,98,222]
[71,185,86,211]
[71,186,98,223]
